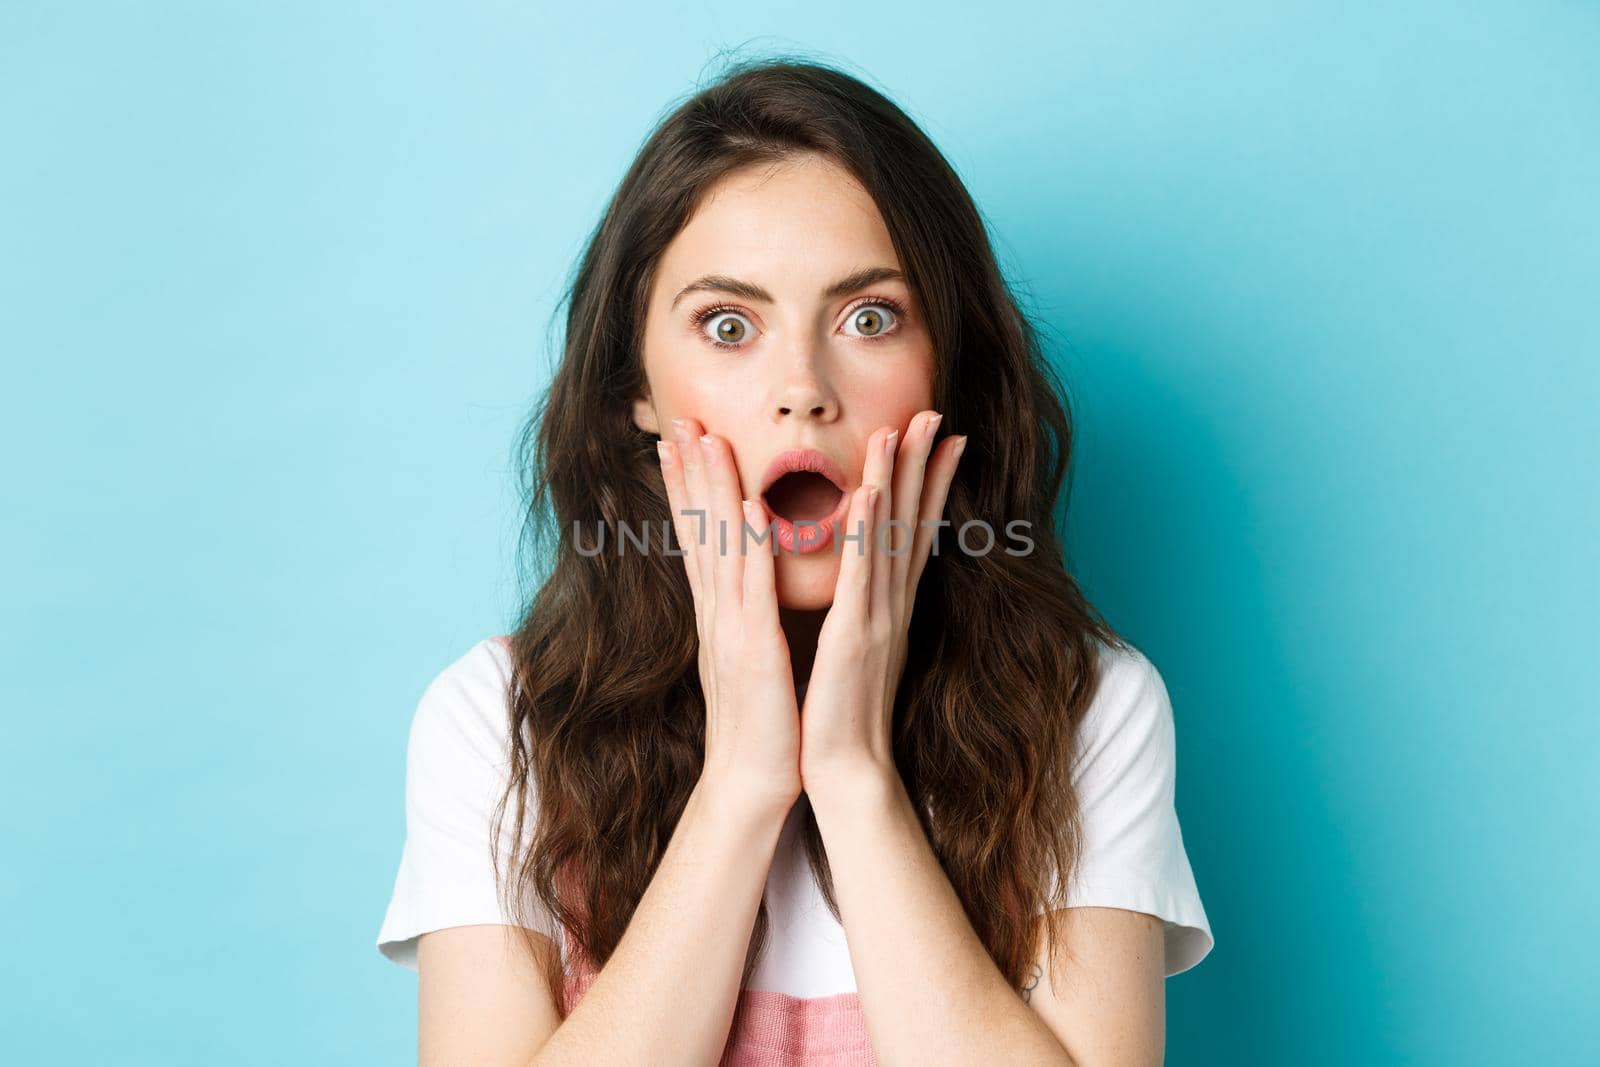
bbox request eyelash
[690,295,910,351]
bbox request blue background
[3,3,1596,1064]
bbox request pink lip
[759,448,849,496]
[757,448,853,556]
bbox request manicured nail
[656,441,671,465]
[698,433,716,462]
[867,485,880,507]
[926,412,942,435]
[953,435,968,460]
[884,429,899,457]
[671,418,688,443]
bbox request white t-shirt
[376,635,1214,992]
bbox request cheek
[844,354,935,420]
[655,376,744,429]
[641,329,723,411]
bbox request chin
[772,554,841,611]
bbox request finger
[910,434,967,592]
[833,483,876,624]
[697,430,746,612]
[869,426,898,627]
[890,410,940,615]
[657,436,703,610]
[741,496,780,638]
[675,417,716,614]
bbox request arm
[809,767,1168,1065]
[425,418,808,1064]
[417,773,792,1067]
[1023,905,1166,1067]
[792,418,1182,1062]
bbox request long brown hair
[491,52,1131,1011]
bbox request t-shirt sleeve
[1045,644,1215,977]
[375,636,561,971]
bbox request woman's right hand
[657,416,802,815]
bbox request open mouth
[755,447,852,553]
[761,470,845,524]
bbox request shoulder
[377,634,554,972]
[419,634,514,702]
[1073,641,1175,778]
[1088,639,1170,716]
[406,635,518,773]
[1057,640,1214,974]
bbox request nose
[770,354,840,424]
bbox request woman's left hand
[799,410,968,792]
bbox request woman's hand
[657,416,803,815]
[799,410,967,793]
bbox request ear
[631,395,660,436]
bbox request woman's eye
[702,311,753,346]
[844,303,898,338]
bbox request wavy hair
[490,52,1131,1014]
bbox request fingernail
[671,418,688,443]
[953,435,968,460]
[884,429,899,456]
[867,485,880,506]
[656,441,671,465]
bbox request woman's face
[633,153,936,611]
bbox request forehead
[653,155,901,298]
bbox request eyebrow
[669,266,906,310]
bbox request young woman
[377,56,1213,1066]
